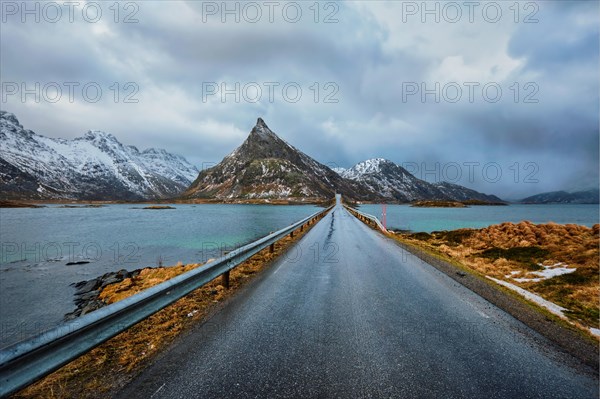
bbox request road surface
[117,203,598,398]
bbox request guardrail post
[300,224,304,232]
[270,243,275,253]
[222,270,230,289]
[290,231,294,238]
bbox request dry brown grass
[395,221,599,330]
[13,214,325,399]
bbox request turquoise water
[0,204,319,348]
[358,204,599,233]
[0,204,320,266]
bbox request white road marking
[273,262,285,274]
[151,383,166,398]
[476,310,490,319]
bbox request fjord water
[0,204,319,348]
[358,203,600,232]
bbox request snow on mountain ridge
[342,157,503,203]
[1,112,22,128]
[0,110,198,200]
[81,130,118,141]
[340,158,391,179]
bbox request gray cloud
[1,0,597,199]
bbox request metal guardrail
[0,205,333,398]
[343,205,388,233]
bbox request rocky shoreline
[0,200,45,208]
[65,269,141,321]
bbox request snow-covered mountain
[337,158,503,203]
[0,111,198,200]
[182,118,374,201]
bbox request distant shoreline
[0,198,334,207]
[1,198,598,208]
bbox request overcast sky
[1,0,598,199]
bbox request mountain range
[0,111,198,200]
[1,112,508,203]
[334,158,502,203]
[520,189,599,204]
[184,118,503,203]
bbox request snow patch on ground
[507,262,577,283]
[487,276,568,318]
[487,276,600,338]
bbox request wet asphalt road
[116,203,598,399]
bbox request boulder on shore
[65,269,141,320]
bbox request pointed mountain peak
[231,117,296,162]
[249,117,278,140]
[256,117,268,128]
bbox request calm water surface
[358,203,599,232]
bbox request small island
[411,200,467,208]
[411,200,507,208]
[143,205,176,210]
[58,204,105,208]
